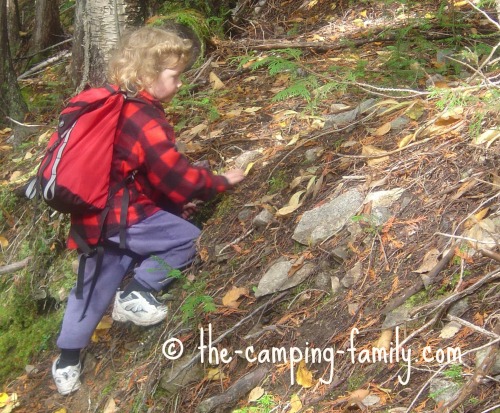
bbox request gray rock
[331,246,349,262]
[253,209,276,228]
[314,271,331,291]
[292,189,364,246]
[237,208,253,222]
[429,378,461,404]
[324,109,358,128]
[341,261,362,288]
[254,260,315,297]
[358,98,378,114]
[448,298,469,317]
[234,150,262,169]
[476,348,500,376]
[305,147,324,163]
[330,276,341,294]
[160,354,204,394]
[390,116,410,131]
[382,306,410,329]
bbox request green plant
[443,364,464,383]
[267,171,288,194]
[233,393,277,413]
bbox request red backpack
[27,84,126,213]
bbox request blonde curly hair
[108,27,193,95]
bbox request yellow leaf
[95,315,113,330]
[0,236,9,249]
[296,360,314,388]
[209,72,225,90]
[276,190,305,217]
[375,329,393,351]
[398,134,414,148]
[205,367,226,381]
[9,171,22,182]
[53,408,67,413]
[102,397,117,413]
[248,386,265,402]
[0,128,12,135]
[473,129,500,147]
[243,107,262,113]
[360,9,367,17]
[222,286,249,308]
[373,122,391,136]
[226,108,243,118]
[0,393,9,408]
[244,162,254,176]
[0,145,12,152]
[38,129,52,144]
[286,134,300,146]
[289,394,303,413]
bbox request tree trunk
[0,0,27,126]
[6,0,21,51]
[71,0,144,89]
[32,0,64,52]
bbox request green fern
[272,76,318,103]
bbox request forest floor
[1,1,500,413]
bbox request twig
[0,257,32,275]
[5,117,46,128]
[217,228,254,256]
[434,232,498,246]
[480,248,500,263]
[446,315,500,339]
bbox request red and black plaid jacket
[68,90,230,249]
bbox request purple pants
[56,210,200,349]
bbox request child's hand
[223,168,245,186]
[181,202,198,219]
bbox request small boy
[52,26,245,395]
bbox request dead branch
[196,364,270,413]
[17,50,71,81]
[480,248,500,263]
[383,246,456,315]
[446,315,500,339]
[441,323,500,412]
[0,256,32,275]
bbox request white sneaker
[52,357,81,395]
[112,290,168,326]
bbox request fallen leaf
[362,145,389,166]
[289,394,303,413]
[102,397,117,413]
[244,162,254,176]
[9,171,22,182]
[373,122,392,136]
[222,286,249,308]
[348,389,370,405]
[38,129,53,144]
[0,393,9,407]
[226,108,243,118]
[0,145,12,152]
[413,248,440,273]
[243,107,262,113]
[248,386,265,402]
[473,129,500,148]
[0,236,9,249]
[205,367,226,381]
[209,72,225,90]
[95,315,113,330]
[276,190,306,217]
[53,409,67,413]
[296,360,314,388]
[398,134,415,148]
[0,127,12,135]
[375,329,393,351]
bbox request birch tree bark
[71,0,144,89]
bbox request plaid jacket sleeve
[137,104,231,209]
